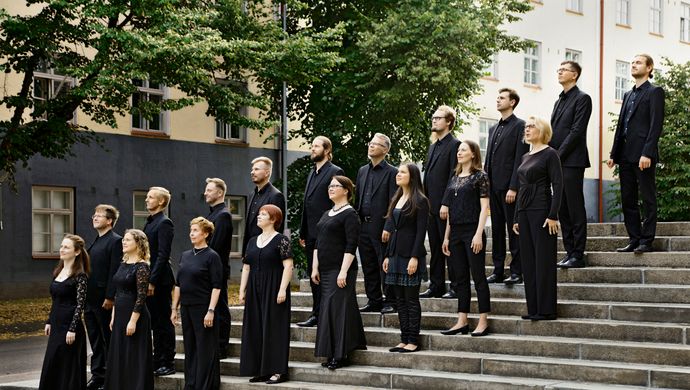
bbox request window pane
[52,234,64,253]
[33,78,49,100]
[33,214,50,234]
[53,214,70,236]
[32,189,50,209]
[51,191,70,210]
[134,193,147,212]
[134,216,148,230]
[33,233,50,253]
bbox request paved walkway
[0,336,46,388]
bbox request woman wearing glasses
[312,175,366,370]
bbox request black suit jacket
[87,229,123,306]
[143,211,175,287]
[549,86,592,168]
[383,199,429,260]
[423,134,461,215]
[299,161,344,243]
[243,182,286,254]
[207,203,233,268]
[484,114,529,192]
[610,82,665,163]
[355,160,398,236]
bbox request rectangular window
[616,0,631,26]
[649,0,663,34]
[131,79,166,132]
[615,61,630,101]
[215,115,247,142]
[682,3,690,42]
[132,191,149,230]
[482,54,499,79]
[32,186,74,257]
[225,195,246,256]
[523,42,541,85]
[565,49,582,64]
[566,0,583,13]
[32,61,75,121]
[478,119,497,160]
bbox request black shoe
[419,289,442,298]
[87,379,104,390]
[503,274,523,284]
[297,316,318,327]
[359,303,383,312]
[440,324,469,335]
[532,314,557,321]
[153,366,175,377]
[249,375,270,383]
[557,254,571,266]
[616,242,638,252]
[97,386,105,390]
[381,305,396,314]
[399,345,419,353]
[521,314,534,320]
[486,274,505,283]
[389,346,405,352]
[441,290,457,299]
[634,244,653,254]
[327,358,350,370]
[321,359,333,368]
[470,327,490,337]
[558,257,586,269]
[266,374,288,384]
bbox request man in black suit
[422,105,461,299]
[608,54,665,254]
[550,61,592,269]
[356,133,398,314]
[297,136,344,327]
[204,177,234,359]
[85,204,122,390]
[484,88,529,285]
[243,156,286,254]
[143,186,176,376]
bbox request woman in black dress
[512,116,563,321]
[105,229,153,390]
[312,175,366,370]
[39,234,90,390]
[382,163,429,353]
[439,140,491,337]
[239,204,293,384]
[171,217,223,390]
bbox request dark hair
[331,175,354,203]
[314,136,334,161]
[454,140,484,175]
[53,234,90,278]
[498,88,520,109]
[385,163,430,219]
[259,204,283,230]
[635,54,655,79]
[561,60,582,81]
[95,204,120,227]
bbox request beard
[311,152,326,162]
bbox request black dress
[314,208,367,360]
[39,273,88,390]
[240,234,292,377]
[105,262,153,390]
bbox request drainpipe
[281,2,289,232]
[598,0,605,222]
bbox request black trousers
[427,213,453,294]
[181,305,220,390]
[518,209,557,316]
[216,266,231,354]
[306,240,321,318]
[393,284,421,344]
[448,224,490,313]
[84,301,112,382]
[489,189,521,276]
[619,161,657,245]
[359,221,395,306]
[559,167,588,258]
[146,283,176,369]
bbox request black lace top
[243,234,293,272]
[46,273,87,332]
[441,171,490,225]
[112,262,150,313]
[315,208,361,272]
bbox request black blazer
[354,160,398,237]
[383,198,429,260]
[86,229,123,306]
[483,114,529,192]
[610,82,665,163]
[207,203,233,267]
[143,212,175,287]
[423,134,461,214]
[549,86,592,168]
[243,182,286,254]
[299,161,344,243]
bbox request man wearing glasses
[550,61,592,269]
[356,133,399,314]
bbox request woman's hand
[471,233,483,254]
[239,290,246,305]
[44,324,51,336]
[203,311,214,328]
[277,289,287,304]
[543,218,559,235]
[513,223,520,235]
[407,257,418,275]
[439,205,449,220]
[126,320,136,336]
[311,269,320,285]
[381,231,390,243]
[65,331,76,345]
[442,238,451,256]
[382,257,389,273]
[109,317,114,331]
[170,308,178,325]
[337,271,347,288]
[147,283,155,297]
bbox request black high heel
[470,327,490,337]
[440,324,469,335]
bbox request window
[132,191,149,230]
[482,54,499,79]
[478,119,497,160]
[565,49,582,64]
[566,0,582,13]
[682,3,690,42]
[131,79,166,132]
[616,0,631,26]
[649,0,663,34]
[523,42,541,85]
[615,61,630,101]
[225,195,246,256]
[32,187,74,256]
[215,111,247,142]
[32,61,75,120]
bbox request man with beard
[243,156,286,254]
[297,136,344,327]
[203,177,233,359]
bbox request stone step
[483,236,690,252]
[481,251,690,268]
[155,372,384,390]
[585,222,690,237]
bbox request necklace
[332,203,349,212]
[258,232,276,246]
[193,247,208,256]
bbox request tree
[0,0,342,187]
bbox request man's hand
[606,159,615,169]
[639,156,652,170]
[505,190,517,204]
[147,283,155,296]
[102,299,114,310]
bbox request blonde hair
[149,186,171,208]
[635,53,655,78]
[205,178,227,194]
[251,157,273,177]
[190,216,215,242]
[527,116,553,144]
[94,204,120,226]
[123,229,151,265]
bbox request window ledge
[33,254,59,260]
[681,40,690,46]
[523,83,542,90]
[615,99,623,104]
[131,129,170,139]
[649,32,663,38]
[215,138,249,147]
[481,76,499,82]
[616,23,632,29]
[566,9,583,16]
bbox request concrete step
[585,222,690,237]
[481,251,690,268]
[483,236,690,252]
[155,372,384,389]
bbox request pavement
[0,336,46,389]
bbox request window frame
[682,3,690,43]
[225,195,246,258]
[131,79,168,134]
[478,118,498,161]
[649,0,663,35]
[615,60,631,101]
[482,54,499,80]
[31,186,74,258]
[616,0,632,26]
[32,63,76,123]
[566,0,583,14]
[523,41,541,86]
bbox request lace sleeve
[279,235,293,260]
[477,171,490,198]
[69,274,88,332]
[134,263,151,313]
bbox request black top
[87,229,123,304]
[359,161,385,216]
[384,198,429,259]
[243,183,286,254]
[315,208,361,272]
[300,161,345,243]
[113,262,150,314]
[484,114,529,192]
[423,133,461,214]
[143,212,175,286]
[515,147,563,221]
[47,273,87,332]
[207,203,233,267]
[549,85,592,168]
[441,171,490,225]
[354,160,398,238]
[176,248,223,306]
[243,233,292,272]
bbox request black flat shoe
[381,305,396,314]
[532,314,557,321]
[389,346,404,352]
[266,374,288,384]
[153,366,175,377]
[558,257,586,269]
[471,328,490,337]
[249,375,270,383]
[327,358,350,370]
[616,242,638,252]
[441,290,457,299]
[321,358,334,367]
[634,244,653,254]
[297,316,318,327]
[486,274,505,284]
[420,289,443,298]
[399,345,419,353]
[359,303,383,312]
[440,324,469,335]
[503,274,523,285]
[557,255,571,266]
[521,314,534,320]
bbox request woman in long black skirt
[239,204,293,384]
[513,116,563,321]
[39,234,90,390]
[313,175,366,370]
[105,229,154,390]
[171,217,223,390]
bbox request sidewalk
[0,336,45,389]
